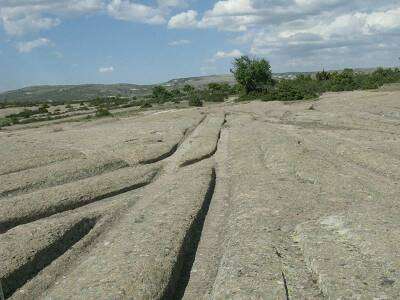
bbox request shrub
[207,82,230,93]
[183,84,195,94]
[171,89,182,97]
[95,107,112,117]
[189,95,203,107]
[0,117,13,128]
[261,79,318,101]
[236,66,400,102]
[10,116,19,124]
[38,106,49,114]
[140,102,152,108]
[316,70,331,81]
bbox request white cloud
[209,0,256,16]
[0,0,103,36]
[169,0,400,71]
[0,0,188,37]
[16,38,51,53]
[168,10,198,28]
[1,10,60,36]
[2,0,400,71]
[250,6,400,57]
[157,0,187,8]
[168,39,191,46]
[196,0,260,31]
[66,0,105,12]
[99,66,115,73]
[201,48,242,75]
[214,49,243,60]
[107,0,165,24]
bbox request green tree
[230,56,274,94]
[152,86,172,103]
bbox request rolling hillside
[0,75,236,104]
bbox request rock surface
[1,90,400,299]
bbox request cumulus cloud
[214,49,243,60]
[16,38,52,53]
[170,0,400,70]
[208,0,256,16]
[250,6,400,56]
[157,0,187,8]
[2,0,400,70]
[1,9,61,36]
[99,66,115,73]
[0,0,178,36]
[168,10,198,28]
[107,0,165,24]
[168,39,191,46]
[201,49,242,75]
[0,0,103,35]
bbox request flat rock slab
[1,90,400,299]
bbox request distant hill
[0,75,236,104]
[0,83,152,104]
[164,74,236,88]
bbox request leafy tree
[152,85,172,103]
[231,56,274,94]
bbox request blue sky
[1,0,400,92]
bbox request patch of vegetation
[232,56,400,102]
[95,107,112,117]
[152,86,173,103]
[149,82,235,105]
[0,117,13,128]
[200,83,233,102]
[0,83,150,104]
[189,95,203,107]
[140,102,152,108]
